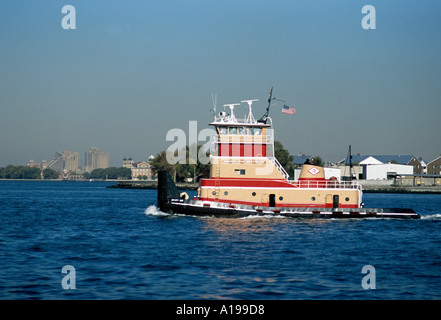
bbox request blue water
[1,180,441,300]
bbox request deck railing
[213,135,272,144]
[268,157,289,180]
[291,180,362,190]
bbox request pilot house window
[234,169,246,175]
[248,127,262,135]
[238,127,246,135]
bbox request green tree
[89,168,106,179]
[4,165,20,179]
[108,167,131,179]
[116,167,132,179]
[150,145,211,182]
[274,141,294,176]
[309,156,324,166]
[0,165,41,179]
[43,168,58,179]
[85,167,132,180]
[150,150,177,178]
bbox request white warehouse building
[362,163,414,180]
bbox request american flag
[282,105,296,115]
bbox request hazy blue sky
[1,0,440,167]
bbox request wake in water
[239,214,287,220]
[144,205,170,216]
[143,205,284,219]
[421,213,441,220]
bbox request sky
[1,0,440,167]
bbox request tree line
[0,165,56,179]
[83,167,132,180]
[0,165,132,180]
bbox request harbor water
[1,180,440,300]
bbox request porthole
[311,197,316,201]
[212,191,216,195]
[345,197,350,202]
[224,191,228,196]
[252,192,256,196]
[279,196,283,201]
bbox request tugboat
[158,90,420,219]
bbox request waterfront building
[427,156,441,175]
[408,156,425,174]
[131,161,152,180]
[335,154,421,180]
[27,160,37,168]
[46,151,80,173]
[362,163,414,180]
[64,151,80,173]
[122,157,152,180]
[339,154,424,175]
[122,157,134,168]
[293,155,312,168]
[420,159,427,174]
[57,169,84,181]
[85,147,109,172]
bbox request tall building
[85,147,109,172]
[64,151,80,173]
[47,151,80,173]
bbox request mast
[259,86,273,122]
[348,145,354,181]
[342,145,355,181]
[211,93,217,121]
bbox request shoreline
[362,185,441,194]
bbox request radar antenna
[241,99,259,123]
[223,103,240,122]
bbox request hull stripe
[198,197,359,208]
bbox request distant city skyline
[24,147,109,173]
[1,1,440,167]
